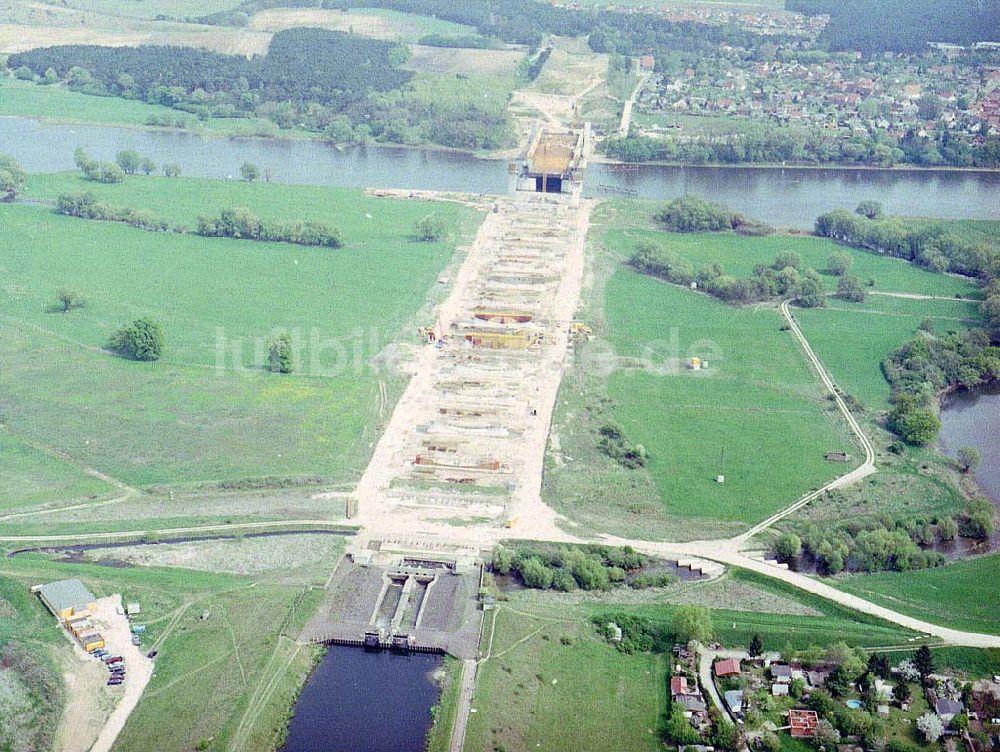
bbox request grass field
[0,544,340,752]
[0,79,296,137]
[4,0,239,20]
[465,606,665,752]
[545,202,867,538]
[602,223,982,299]
[835,554,1000,637]
[794,303,977,411]
[605,272,852,523]
[248,7,474,41]
[0,429,113,512]
[0,177,479,492]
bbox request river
[2,116,999,229]
[939,387,1000,505]
[281,647,442,752]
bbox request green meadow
[547,198,991,538]
[465,605,665,752]
[605,270,852,523]
[836,554,1000,637]
[794,300,979,411]
[0,79,289,137]
[0,177,479,491]
[602,225,982,299]
[0,430,113,512]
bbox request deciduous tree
[0,154,26,201]
[672,605,713,644]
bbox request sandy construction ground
[89,595,154,752]
[405,45,526,75]
[52,594,153,752]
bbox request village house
[714,657,741,678]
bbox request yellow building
[33,579,98,620]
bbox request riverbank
[590,153,1000,174]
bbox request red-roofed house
[671,675,690,697]
[714,658,741,677]
[789,709,819,738]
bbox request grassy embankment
[835,553,1000,637]
[0,429,115,513]
[0,535,344,752]
[426,656,465,752]
[0,78,298,137]
[0,174,480,508]
[0,573,67,751]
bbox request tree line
[630,242,833,307]
[490,543,666,593]
[603,128,1000,169]
[196,208,343,248]
[8,29,410,111]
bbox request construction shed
[33,579,97,620]
[80,633,106,652]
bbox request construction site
[352,125,593,550]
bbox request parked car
[107,679,122,686]
[106,656,123,664]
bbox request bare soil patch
[0,24,147,53]
[69,534,345,576]
[249,8,395,38]
[405,45,526,75]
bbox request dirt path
[54,648,108,752]
[448,659,477,752]
[734,300,877,541]
[618,72,651,137]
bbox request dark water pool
[281,647,442,752]
[939,386,1000,505]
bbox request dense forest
[787,0,1000,53]
[6,29,508,149]
[7,29,410,111]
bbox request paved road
[449,659,478,752]
[620,539,1000,649]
